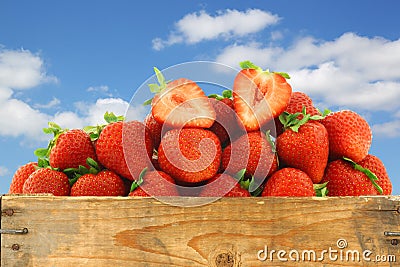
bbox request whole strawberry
[276,111,329,183]
[158,128,221,184]
[323,156,391,196]
[70,170,126,196]
[321,110,372,162]
[35,123,97,170]
[274,91,321,136]
[129,168,179,197]
[144,112,166,149]
[198,173,251,197]
[261,168,315,197]
[22,168,70,196]
[9,162,37,194]
[208,91,245,146]
[96,120,153,180]
[221,131,277,181]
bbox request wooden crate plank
[1,196,400,266]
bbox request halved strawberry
[146,67,216,128]
[233,61,292,131]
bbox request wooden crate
[1,195,400,266]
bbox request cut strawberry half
[233,61,292,131]
[146,68,216,128]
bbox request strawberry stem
[343,157,383,195]
[130,167,148,192]
[239,60,290,79]
[279,107,325,133]
[314,182,329,197]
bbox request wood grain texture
[1,196,400,266]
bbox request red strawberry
[321,110,372,162]
[199,173,251,197]
[49,129,97,170]
[158,128,221,184]
[208,92,246,146]
[129,169,179,197]
[274,92,321,136]
[276,116,329,183]
[233,61,292,131]
[147,67,215,128]
[144,112,166,149]
[9,162,37,194]
[96,120,153,181]
[221,131,276,181]
[285,92,321,118]
[360,155,392,195]
[261,168,315,197]
[323,155,391,196]
[70,170,126,196]
[22,168,70,196]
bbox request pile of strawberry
[8,61,392,198]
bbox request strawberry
[128,168,179,197]
[233,61,292,131]
[208,90,246,146]
[323,156,391,196]
[261,168,315,197]
[321,110,372,162]
[198,173,251,197]
[144,112,165,149]
[22,168,70,196]
[35,123,97,170]
[145,67,216,128]
[285,92,321,118]
[158,128,221,184]
[276,111,329,183]
[274,91,321,136]
[221,131,276,182]
[70,170,126,196]
[95,120,153,181]
[9,162,38,194]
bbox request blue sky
[0,0,399,194]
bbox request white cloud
[372,121,400,138]
[0,166,9,177]
[152,9,280,50]
[216,33,400,112]
[0,48,58,89]
[34,97,61,109]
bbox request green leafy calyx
[279,106,326,133]
[239,60,290,79]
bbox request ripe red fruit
[198,174,251,197]
[96,120,153,181]
[321,110,372,162]
[144,112,165,149]
[208,96,245,146]
[148,67,215,128]
[323,155,391,196]
[9,162,37,194]
[285,92,321,118]
[70,170,126,196]
[221,131,276,180]
[233,61,292,131]
[49,129,97,170]
[261,168,315,197]
[158,128,221,184]
[360,155,392,195]
[128,170,179,197]
[274,92,321,136]
[276,121,329,183]
[22,168,70,196]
